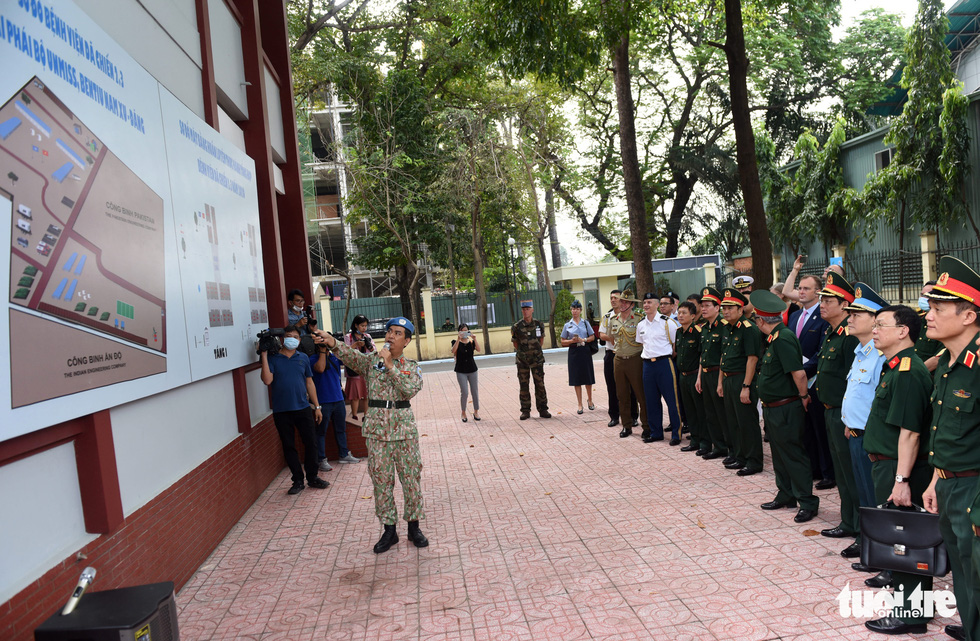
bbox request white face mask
[283,337,300,350]
[292,305,303,313]
[918,297,930,311]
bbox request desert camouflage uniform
[331,342,424,525]
[512,318,549,412]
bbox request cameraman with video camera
[260,324,330,495]
[287,289,316,335]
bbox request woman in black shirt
[451,323,481,422]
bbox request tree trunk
[665,173,696,258]
[723,0,773,289]
[538,235,558,347]
[612,32,654,293]
[468,137,492,354]
[898,199,906,304]
[546,180,561,268]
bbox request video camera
[256,327,285,355]
[302,305,317,327]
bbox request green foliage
[553,288,574,327]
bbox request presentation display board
[0,0,267,440]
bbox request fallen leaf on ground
[550,436,555,439]
[360,496,371,499]
[544,492,552,495]
[802,529,820,537]
[469,445,474,448]
[421,434,428,437]
[697,519,706,529]
[519,453,525,456]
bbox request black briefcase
[860,502,950,577]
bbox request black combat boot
[407,520,429,548]
[373,524,399,554]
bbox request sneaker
[288,484,304,495]
[338,453,360,464]
[308,478,330,489]
[319,459,333,471]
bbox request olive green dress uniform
[863,347,934,626]
[699,287,730,457]
[757,322,818,511]
[915,310,944,362]
[512,318,549,414]
[925,256,980,641]
[676,323,710,452]
[720,291,764,472]
[815,273,861,537]
[331,342,425,525]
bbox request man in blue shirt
[311,340,360,470]
[260,325,329,495]
[840,284,888,579]
[286,289,313,335]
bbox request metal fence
[431,285,566,331]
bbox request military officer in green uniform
[915,280,945,373]
[315,317,428,554]
[861,305,934,635]
[750,290,818,522]
[718,289,764,476]
[922,257,980,641]
[814,273,861,546]
[512,300,551,420]
[676,300,709,453]
[696,287,730,459]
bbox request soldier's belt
[936,468,980,480]
[701,366,720,373]
[761,397,800,409]
[722,371,745,378]
[867,453,895,463]
[681,369,699,376]
[848,429,863,438]
[823,403,840,410]
[614,353,640,360]
[644,355,672,362]
[368,399,411,409]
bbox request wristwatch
[895,474,909,483]
[741,383,751,389]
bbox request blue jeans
[316,400,349,459]
[642,358,681,439]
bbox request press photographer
[287,289,316,335]
[260,325,330,495]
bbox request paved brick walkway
[176,359,956,640]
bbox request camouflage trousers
[366,437,424,525]
[517,361,549,412]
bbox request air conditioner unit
[35,581,179,641]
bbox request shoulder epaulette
[694,325,702,333]
[742,320,752,329]
[899,356,911,372]
[721,319,729,325]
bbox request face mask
[292,305,302,313]
[283,337,300,350]
[918,297,930,311]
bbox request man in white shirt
[637,293,683,444]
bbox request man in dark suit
[787,274,835,490]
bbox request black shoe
[722,456,737,466]
[539,411,552,418]
[641,430,651,440]
[619,427,632,438]
[851,562,876,572]
[373,524,399,554]
[520,412,530,420]
[725,461,745,470]
[794,508,817,523]
[680,444,698,452]
[840,542,861,558]
[737,468,762,477]
[865,571,893,588]
[945,624,966,641]
[308,478,330,489]
[761,499,796,510]
[407,520,429,548]
[702,450,724,460]
[577,408,584,414]
[287,483,304,495]
[821,526,854,538]
[669,438,681,446]
[695,447,711,456]
[608,419,620,427]
[815,478,836,490]
[865,616,926,635]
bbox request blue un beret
[385,317,415,335]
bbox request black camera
[303,305,317,327]
[256,327,285,355]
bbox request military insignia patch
[855,286,863,298]
[703,288,709,295]
[836,325,845,335]
[954,389,972,399]
[743,320,752,328]
[888,356,900,369]
[938,272,950,287]
[965,351,976,369]
[827,274,834,285]
[725,290,732,297]
[899,356,911,372]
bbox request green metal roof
[868,0,980,116]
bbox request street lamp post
[507,236,519,313]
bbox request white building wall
[111,373,240,515]
[0,444,97,604]
[208,0,248,119]
[956,44,980,94]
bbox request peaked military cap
[845,282,888,313]
[721,288,748,306]
[699,286,723,304]
[733,275,755,289]
[928,256,980,303]
[749,290,786,318]
[819,271,855,304]
[641,292,660,300]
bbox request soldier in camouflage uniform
[512,300,551,420]
[316,317,427,554]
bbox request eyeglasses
[872,323,904,330]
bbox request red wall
[0,416,283,640]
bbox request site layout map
[3,78,167,407]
